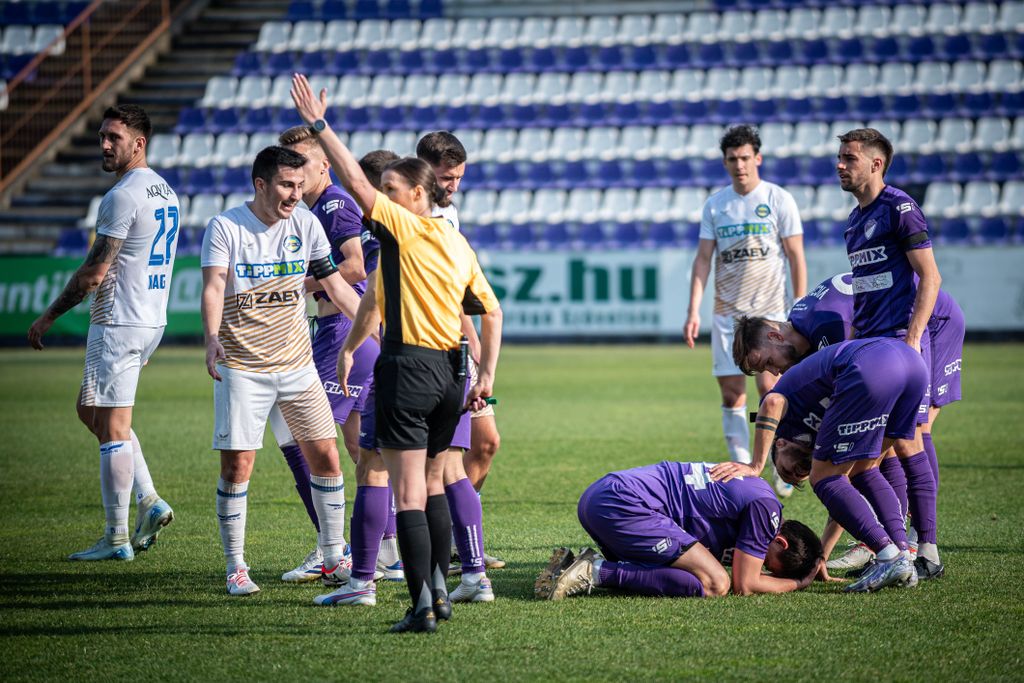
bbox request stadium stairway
[0,0,289,254]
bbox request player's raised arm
[289,74,376,216]
[28,235,123,349]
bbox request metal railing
[0,0,189,195]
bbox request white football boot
[281,546,323,583]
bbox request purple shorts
[814,339,929,464]
[312,313,379,426]
[927,303,965,409]
[577,475,695,568]
[357,367,471,451]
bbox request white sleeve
[200,216,231,268]
[96,187,138,239]
[306,213,331,261]
[776,189,804,238]
[698,200,716,241]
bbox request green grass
[1,344,1022,682]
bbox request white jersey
[201,204,330,373]
[433,203,460,232]
[90,168,180,327]
[699,180,803,317]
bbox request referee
[291,75,503,633]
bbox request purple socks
[281,444,319,532]
[445,477,485,575]
[350,485,390,581]
[597,561,705,598]
[812,474,892,553]
[878,456,909,520]
[901,451,938,544]
[851,468,908,551]
[922,432,939,492]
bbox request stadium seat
[961,91,997,118]
[940,34,973,63]
[997,180,1024,216]
[977,216,1012,244]
[287,21,323,52]
[246,132,279,158]
[922,181,963,219]
[988,59,1023,93]
[960,181,1001,217]
[255,22,291,52]
[988,151,1023,181]
[181,167,216,196]
[516,17,552,48]
[910,153,948,184]
[972,116,1011,151]
[650,13,686,45]
[353,0,384,20]
[915,61,950,94]
[32,25,65,56]
[808,64,843,96]
[539,222,571,248]
[416,0,443,19]
[925,3,962,34]
[790,121,828,157]
[461,190,497,225]
[890,3,928,33]
[669,69,705,102]
[216,167,251,195]
[465,223,500,250]
[287,1,315,21]
[54,228,89,256]
[684,11,720,42]
[199,76,237,109]
[505,223,535,249]
[77,196,103,229]
[186,194,224,229]
[961,1,998,33]
[811,185,854,221]
[951,152,986,183]
[148,134,181,168]
[935,217,970,244]
[933,118,974,153]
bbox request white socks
[918,542,941,565]
[379,536,401,566]
[217,478,248,574]
[877,543,900,562]
[310,475,346,568]
[130,429,158,505]
[99,441,133,544]
[722,405,751,464]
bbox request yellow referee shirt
[367,192,499,351]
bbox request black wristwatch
[311,119,327,134]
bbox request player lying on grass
[732,274,958,578]
[713,337,930,592]
[535,461,823,600]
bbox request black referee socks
[396,510,433,613]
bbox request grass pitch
[1,344,1022,682]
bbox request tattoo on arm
[755,416,779,432]
[46,236,123,318]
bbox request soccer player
[536,461,822,601]
[291,75,503,633]
[269,125,381,583]
[715,338,927,592]
[733,276,963,578]
[200,145,364,596]
[417,130,504,585]
[683,125,806,488]
[835,129,944,576]
[28,104,176,561]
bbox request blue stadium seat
[641,100,676,126]
[988,151,1023,182]
[157,168,182,191]
[287,1,316,21]
[911,153,948,183]
[867,36,899,64]
[175,107,206,134]
[593,160,625,188]
[467,224,500,250]
[960,91,995,118]
[491,162,522,189]
[506,224,535,248]
[678,222,701,246]
[182,168,216,196]
[540,222,571,248]
[977,217,1011,244]
[384,0,413,19]
[659,43,692,70]
[710,98,742,125]
[340,106,372,130]
[459,48,492,74]
[936,217,970,244]
[800,220,823,245]
[597,45,626,71]
[630,159,660,189]
[906,35,937,62]
[762,40,795,67]
[693,43,726,69]
[299,51,328,75]
[924,92,958,120]
[797,38,830,66]
[769,156,800,184]
[397,48,426,74]
[664,158,697,188]
[647,221,678,246]
[851,94,885,120]
[376,105,406,131]
[540,103,573,128]
[208,107,240,134]
[362,49,395,75]
[888,94,924,120]
[54,229,89,256]
[0,3,31,25]
[747,97,778,122]
[607,101,642,127]
[576,222,607,248]
[556,161,589,190]
[625,44,658,71]
[431,103,465,130]
[473,104,505,129]
[243,106,274,132]
[2,54,34,80]
[322,1,348,20]
[952,152,986,183]
[329,51,359,76]
[217,167,251,195]
[264,52,294,76]
[815,220,846,245]
[463,162,487,188]
[232,52,262,77]
[727,41,761,68]
[33,1,64,25]
[611,222,642,247]
[775,97,810,123]
[817,96,849,121]
[277,107,304,129]
[561,46,591,72]
[527,46,558,72]
[353,0,383,20]
[529,162,557,189]
[497,47,526,73]
[830,37,864,65]
[678,100,711,125]
[696,157,724,186]
[176,228,203,257]
[997,91,1024,117]
[429,48,458,73]
[972,32,1009,60]
[417,0,444,19]
[573,103,607,127]
[886,155,910,185]
[939,34,973,62]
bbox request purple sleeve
[735,497,783,559]
[323,198,364,250]
[891,199,932,251]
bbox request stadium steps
[0,0,289,254]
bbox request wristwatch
[311,119,327,134]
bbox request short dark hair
[773,520,824,580]
[838,128,894,175]
[103,104,152,141]
[383,156,446,207]
[720,124,761,156]
[416,131,467,168]
[278,125,318,147]
[359,149,401,191]
[251,146,307,188]
[732,315,773,376]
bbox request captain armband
[900,231,930,249]
[309,255,338,280]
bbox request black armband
[309,255,338,280]
[901,231,930,250]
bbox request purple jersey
[789,273,855,352]
[844,185,932,337]
[360,218,380,276]
[606,461,782,561]
[310,184,366,300]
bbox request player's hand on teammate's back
[205,336,226,381]
[290,74,327,125]
[336,348,354,397]
[683,314,700,349]
[708,461,758,483]
[27,315,54,350]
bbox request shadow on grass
[940,463,1024,470]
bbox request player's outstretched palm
[290,73,327,126]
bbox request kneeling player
[536,461,822,600]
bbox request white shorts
[80,324,164,407]
[212,364,337,451]
[711,312,786,377]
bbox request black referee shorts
[373,344,463,457]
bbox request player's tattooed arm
[755,416,779,432]
[46,235,124,318]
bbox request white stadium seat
[479,128,518,163]
[973,117,1011,151]
[235,75,271,107]
[738,67,774,97]
[517,17,552,48]
[771,65,808,99]
[549,16,586,47]
[784,8,820,40]
[670,69,705,101]
[367,74,404,107]
[759,123,793,156]
[619,126,655,158]
[807,64,843,96]
[669,187,708,223]
[450,129,483,158]
[433,73,470,107]
[33,25,65,55]
[199,76,237,109]
[635,188,673,222]
[246,132,279,158]
[900,119,938,150]
[650,14,687,45]
[179,133,215,167]
[787,186,816,214]
[466,73,503,105]
[811,185,855,222]
[383,19,421,50]
[891,4,929,34]
[685,124,723,159]
[791,122,829,157]
[451,17,488,48]
[461,189,497,224]
[596,188,637,222]
[223,193,250,210]
[324,20,357,47]
[950,61,987,92]
[255,21,291,52]
[820,7,856,36]
[842,64,879,96]
[528,189,568,223]
[997,1,1024,31]
[914,62,951,94]
[750,9,787,40]
[567,72,604,104]
[491,189,532,223]
[652,125,690,159]
[480,17,520,49]
[583,15,619,46]
[867,120,902,147]
[618,14,652,45]
[702,68,739,100]
[683,12,719,42]
[346,131,384,158]
[417,18,453,49]
[147,134,181,168]
[353,19,389,50]
[550,127,587,160]
[186,194,224,228]
[922,182,963,219]
[397,74,436,106]
[636,70,672,102]
[499,73,537,105]
[380,130,416,156]
[819,120,865,156]
[998,181,1024,216]
[211,133,249,167]
[267,75,297,107]
[877,62,915,95]
[933,118,974,153]
[961,2,998,32]
[853,5,890,36]
[515,128,553,162]
[924,3,962,34]
[582,127,620,160]
[565,189,603,221]
[1008,117,1024,149]
[601,71,636,103]
[987,59,1023,92]
[717,10,752,41]
[960,181,1000,217]
[334,75,371,107]
[288,21,323,52]
[534,72,571,105]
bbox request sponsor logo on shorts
[652,538,673,554]
[837,413,889,436]
[755,204,771,218]
[715,222,772,239]
[835,442,853,453]
[853,272,893,293]
[898,202,914,214]
[323,199,344,214]
[864,219,878,239]
[283,235,302,253]
[944,359,961,375]
[235,289,304,309]
[323,381,362,398]
[848,246,887,267]
[721,246,770,264]
[937,384,949,396]
[235,260,305,279]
